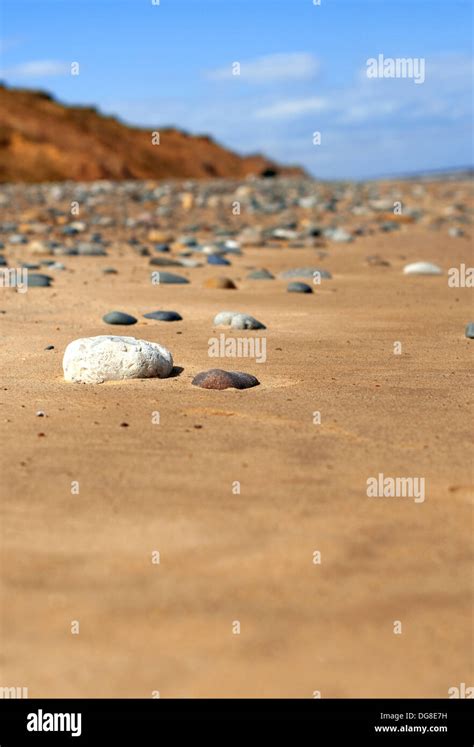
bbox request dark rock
[77,243,107,256]
[28,273,53,287]
[144,310,182,322]
[465,322,474,339]
[149,256,182,267]
[287,281,313,293]
[247,268,274,280]
[151,271,190,284]
[207,255,231,266]
[192,369,260,390]
[103,311,137,325]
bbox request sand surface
[0,180,473,698]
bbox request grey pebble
[28,274,53,287]
[144,310,182,322]
[151,271,190,284]
[103,311,138,325]
[247,269,274,280]
[465,322,474,339]
[287,281,313,293]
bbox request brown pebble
[203,277,237,290]
[192,369,259,390]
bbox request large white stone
[63,335,173,384]
[403,262,442,275]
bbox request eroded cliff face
[0,84,305,182]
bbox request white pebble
[213,311,265,330]
[403,262,442,275]
[213,311,239,326]
[63,335,173,384]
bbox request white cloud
[336,99,400,124]
[255,96,329,120]
[1,60,71,78]
[206,52,320,83]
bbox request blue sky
[0,0,472,178]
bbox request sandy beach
[0,177,472,698]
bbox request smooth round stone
[148,230,173,243]
[207,255,231,266]
[134,246,150,257]
[465,322,474,339]
[238,227,264,246]
[380,221,400,232]
[179,236,198,247]
[77,243,107,256]
[204,277,236,289]
[179,258,202,268]
[68,220,87,233]
[154,243,170,253]
[287,281,313,294]
[28,240,51,256]
[144,310,182,322]
[54,247,78,256]
[213,311,265,330]
[324,227,353,242]
[149,256,182,267]
[63,335,173,383]
[247,269,274,280]
[103,311,137,325]
[102,267,118,274]
[272,228,298,240]
[448,227,464,238]
[280,267,332,280]
[403,262,442,275]
[22,262,40,269]
[221,240,242,254]
[192,369,259,390]
[8,234,27,245]
[151,272,189,284]
[202,244,225,256]
[28,273,53,287]
[212,311,236,326]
